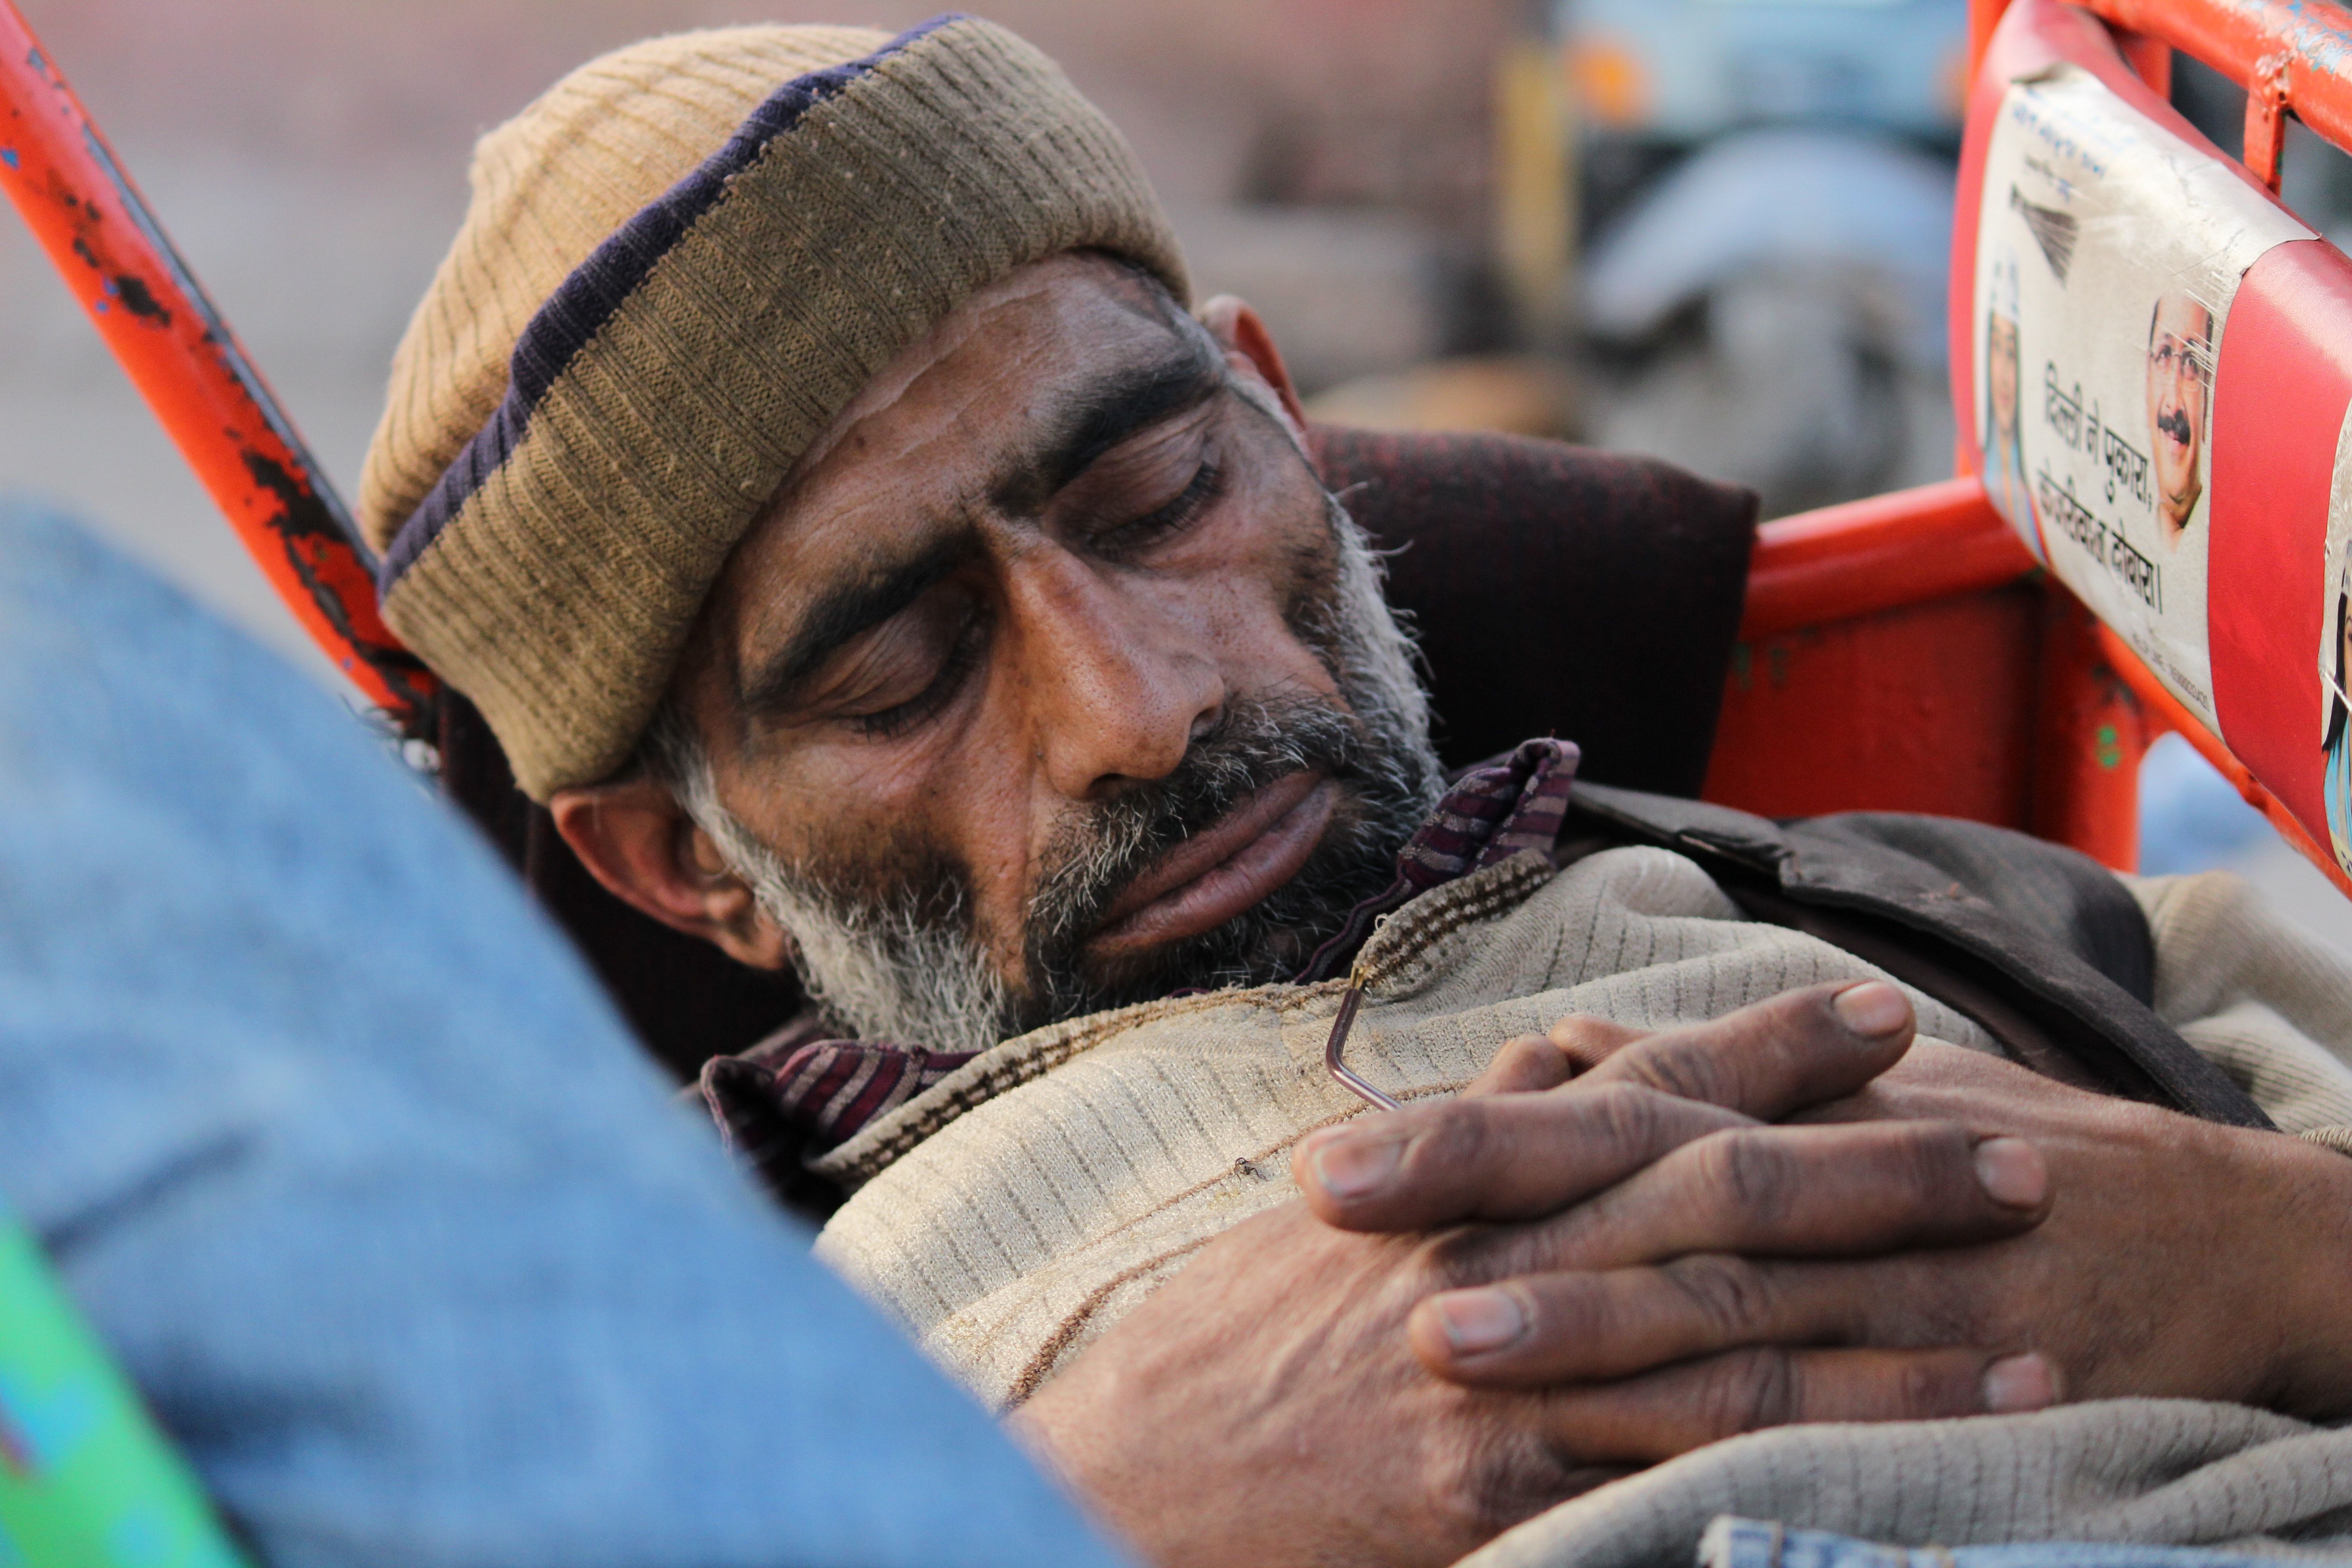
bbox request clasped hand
[1014,981,2352,1568]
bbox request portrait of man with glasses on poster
[2147,288,2214,551]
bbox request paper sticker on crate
[1973,62,2311,731]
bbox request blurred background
[3,0,2349,945]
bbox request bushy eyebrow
[734,532,972,722]
[733,318,1225,724]
[989,329,1225,518]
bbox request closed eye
[785,581,990,742]
[849,599,988,740]
[1062,395,1232,561]
[1098,456,1224,556]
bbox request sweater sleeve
[2124,869,2352,1153]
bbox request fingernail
[1832,980,1911,1038]
[1432,1289,1527,1355]
[1973,1137,2048,1209]
[1982,1352,2058,1413]
[1308,1133,1405,1199]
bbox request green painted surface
[0,1215,247,1567]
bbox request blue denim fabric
[0,499,1127,1568]
[1702,1517,2328,1568]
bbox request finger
[1542,1014,1646,1073]
[1413,1259,1827,1386]
[1294,1082,1755,1231]
[1296,982,1924,1232]
[1571,981,1916,1121]
[1411,1244,2009,1385]
[1533,1346,2061,1465]
[1429,1122,2050,1280]
[1461,1033,1581,1098]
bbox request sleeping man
[358,18,2352,1567]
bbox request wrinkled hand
[1383,1011,2352,1428]
[1011,983,2053,1568]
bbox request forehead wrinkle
[789,254,1175,480]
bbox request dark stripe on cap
[381,15,967,593]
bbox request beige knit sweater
[810,846,2352,1559]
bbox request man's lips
[1086,771,1338,962]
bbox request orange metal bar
[2029,598,2146,868]
[2095,622,2352,897]
[1707,583,2044,826]
[2077,0,2352,160]
[1713,480,2047,829]
[2243,48,2290,192]
[1741,476,2037,641]
[1971,0,2017,83]
[0,1,435,727]
[2114,29,2174,98]
[1740,469,2352,888]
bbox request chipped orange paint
[0,1,435,727]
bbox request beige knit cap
[361,17,1189,799]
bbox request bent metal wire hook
[1323,955,1401,1112]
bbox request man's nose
[1009,554,1224,800]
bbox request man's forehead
[688,252,1211,696]
[750,255,1196,560]
[795,253,1188,476]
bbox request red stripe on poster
[2206,241,2352,847]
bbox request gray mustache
[1024,696,1363,951]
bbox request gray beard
[663,491,1442,1056]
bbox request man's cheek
[932,774,1050,968]
[1143,559,1338,701]
[773,801,968,918]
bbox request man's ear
[1197,294,1308,433]
[548,778,796,971]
